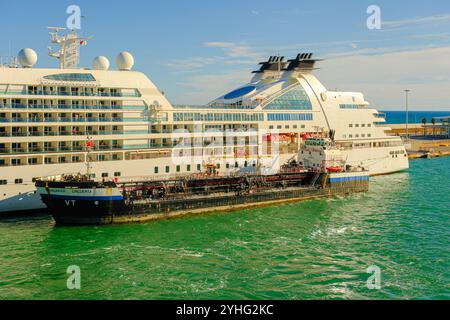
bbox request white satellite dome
[116,51,134,71]
[18,48,38,68]
[92,56,110,70]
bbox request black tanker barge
[35,168,369,226]
[35,136,370,226]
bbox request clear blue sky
[1,0,450,109]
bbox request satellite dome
[18,48,38,68]
[92,56,110,70]
[116,51,134,71]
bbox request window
[28,158,38,165]
[176,165,180,172]
[197,164,201,171]
[285,125,289,129]
[44,157,52,164]
[301,125,305,129]
[11,159,21,166]
[362,124,365,127]
[349,134,353,138]
[0,180,7,185]
[349,124,353,127]
[293,125,298,129]
[154,167,159,174]
[186,165,191,172]
[264,85,312,110]
[368,124,372,127]
[165,166,170,173]
[114,172,121,177]
[277,125,282,129]
[269,125,274,129]
[355,124,359,127]
[226,163,230,169]
[43,73,96,82]
[267,113,313,121]
[101,173,108,178]
[368,134,372,137]
[15,179,23,184]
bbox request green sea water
[0,157,449,300]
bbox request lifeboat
[327,166,343,173]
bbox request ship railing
[3,90,142,98]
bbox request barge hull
[41,173,368,225]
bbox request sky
[1,0,450,110]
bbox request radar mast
[47,27,92,69]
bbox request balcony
[0,104,145,110]
[2,90,141,98]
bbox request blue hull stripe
[329,176,369,183]
[41,194,123,201]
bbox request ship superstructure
[0,29,408,214]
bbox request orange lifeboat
[327,166,343,173]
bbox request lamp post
[404,89,410,142]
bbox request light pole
[404,89,410,142]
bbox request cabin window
[176,165,180,172]
[165,166,170,173]
[197,164,201,171]
[0,180,7,185]
[15,179,23,184]
[101,173,108,178]
[186,165,191,172]
[301,125,305,129]
[114,172,121,177]
[154,167,159,174]
[349,124,353,127]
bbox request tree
[431,118,436,137]
[422,117,427,136]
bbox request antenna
[47,27,92,69]
[85,135,94,178]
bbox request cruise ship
[0,28,409,215]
